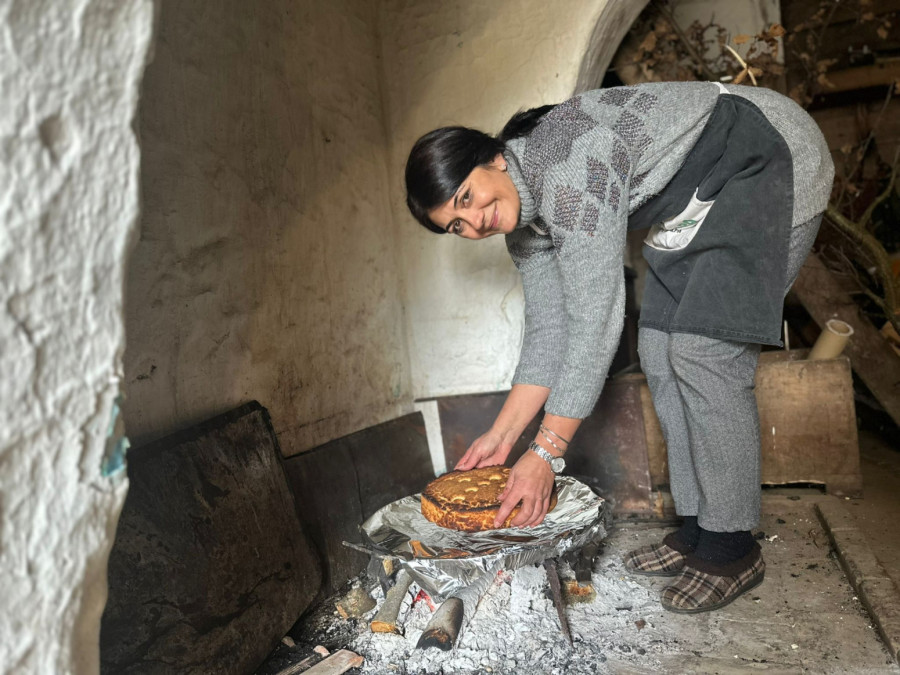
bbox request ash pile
[271,527,681,675]
[259,497,896,675]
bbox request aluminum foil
[359,476,609,598]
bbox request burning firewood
[416,598,464,651]
[416,568,500,650]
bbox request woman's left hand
[493,451,555,528]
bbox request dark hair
[498,104,556,143]
[405,104,556,234]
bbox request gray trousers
[637,214,822,531]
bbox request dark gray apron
[629,94,794,346]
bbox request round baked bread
[421,466,558,532]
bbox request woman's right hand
[454,428,513,471]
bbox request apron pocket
[644,188,714,251]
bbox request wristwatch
[529,441,565,474]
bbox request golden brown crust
[421,466,558,532]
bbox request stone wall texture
[123,0,412,455]
[378,0,614,399]
[0,1,155,673]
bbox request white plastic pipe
[809,319,855,360]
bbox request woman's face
[427,154,521,239]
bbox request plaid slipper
[660,543,765,614]
[623,532,692,577]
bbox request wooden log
[632,349,862,496]
[416,568,498,650]
[370,569,414,634]
[755,352,861,495]
[335,587,375,619]
[791,252,900,428]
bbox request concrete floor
[848,430,900,592]
[591,497,900,674]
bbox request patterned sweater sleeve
[539,128,630,419]
[506,230,568,389]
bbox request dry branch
[825,156,900,335]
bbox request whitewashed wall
[378,0,618,399]
[0,1,155,673]
[123,0,412,456]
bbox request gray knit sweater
[502,81,833,419]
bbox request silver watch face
[550,456,565,473]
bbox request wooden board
[638,376,669,489]
[438,378,655,516]
[823,62,900,94]
[282,441,369,599]
[437,392,540,470]
[301,650,364,675]
[567,376,654,514]
[101,402,321,675]
[282,412,433,599]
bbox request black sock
[672,515,700,550]
[693,528,755,565]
